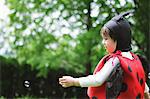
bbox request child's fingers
[59,78,64,81]
[59,78,68,85]
[59,77,67,82]
[60,80,67,83]
[59,81,69,88]
[59,81,65,85]
[59,81,62,85]
[59,76,71,81]
[59,80,65,86]
[59,76,74,88]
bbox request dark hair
[101,26,116,41]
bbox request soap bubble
[24,80,30,88]
[148,73,150,79]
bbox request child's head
[101,11,132,53]
[101,26,117,54]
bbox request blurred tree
[5,0,137,77]
[133,0,150,61]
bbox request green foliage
[5,0,135,77]
[0,96,6,99]
[133,0,150,60]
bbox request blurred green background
[0,0,149,98]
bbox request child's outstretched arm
[59,57,119,88]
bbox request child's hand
[59,76,80,88]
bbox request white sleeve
[145,83,149,93]
[78,57,120,87]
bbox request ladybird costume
[88,51,145,99]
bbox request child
[59,11,149,99]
